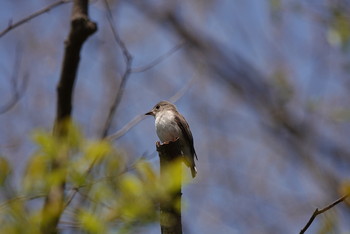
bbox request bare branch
[131,42,185,73]
[0,45,29,114]
[0,193,46,210]
[62,0,132,210]
[106,114,147,141]
[42,0,97,233]
[0,0,72,38]
[100,1,187,138]
[58,220,82,229]
[76,189,113,209]
[157,139,183,234]
[64,187,79,208]
[169,76,195,103]
[63,155,102,209]
[300,194,349,234]
[100,0,133,138]
[54,0,97,126]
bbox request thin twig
[64,187,79,208]
[58,220,82,228]
[0,193,46,210]
[300,194,349,234]
[101,1,188,138]
[106,114,146,141]
[131,42,185,73]
[63,155,102,208]
[76,189,113,209]
[0,45,29,114]
[101,0,133,138]
[169,76,195,103]
[0,0,72,38]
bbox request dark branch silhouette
[300,194,349,234]
[54,0,97,126]
[60,0,131,215]
[41,0,97,233]
[0,0,72,38]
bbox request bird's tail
[182,151,197,178]
[190,166,197,178]
[184,156,197,178]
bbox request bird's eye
[155,105,160,109]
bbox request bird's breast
[155,112,181,142]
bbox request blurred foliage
[340,182,350,207]
[328,7,350,50]
[271,68,293,105]
[269,0,282,19]
[0,156,11,186]
[0,122,185,233]
[317,211,337,234]
[330,108,350,123]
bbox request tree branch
[41,1,97,233]
[131,42,185,73]
[61,0,131,214]
[0,45,29,114]
[300,194,349,234]
[0,193,46,210]
[157,139,183,234]
[55,0,97,127]
[100,0,133,138]
[0,0,72,38]
[73,132,186,232]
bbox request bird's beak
[145,110,154,116]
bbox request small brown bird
[145,101,198,178]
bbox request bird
[145,101,198,178]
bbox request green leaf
[84,140,112,164]
[78,209,106,233]
[23,154,49,192]
[32,130,59,159]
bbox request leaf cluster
[0,122,185,233]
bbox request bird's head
[145,101,177,117]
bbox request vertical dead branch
[156,139,183,234]
[41,0,97,233]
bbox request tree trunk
[156,139,183,234]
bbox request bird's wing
[175,115,198,160]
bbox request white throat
[154,110,181,142]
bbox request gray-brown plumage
[145,101,198,177]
